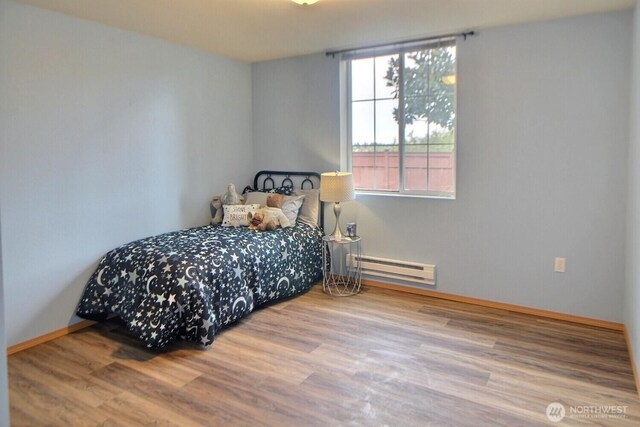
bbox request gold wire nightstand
[322,235,362,297]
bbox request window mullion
[426,52,431,192]
[372,58,377,190]
[398,54,405,193]
[347,61,353,173]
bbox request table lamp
[320,171,355,240]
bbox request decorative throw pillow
[210,193,244,225]
[294,189,320,227]
[274,186,294,196]
[222,204,260,227]
[243,185,294,196]
[243,191,270,206]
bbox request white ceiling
[19,0,635,62]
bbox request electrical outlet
[554,257,566,273]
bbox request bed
[76,171,324,349]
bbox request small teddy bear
[248,209,277,231]
[266,193,285,208]
[248,207,291,231]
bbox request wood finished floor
[8,284,640,426]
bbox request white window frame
[345,42,457,199]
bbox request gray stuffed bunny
[220,183,241,206]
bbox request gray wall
[0,1,11,423]
[252,53,341,174]
[626,3,640,382]
[0,209,8,427]
[253,11,632,322]
[0,1,253,345]
[0,5,9,420]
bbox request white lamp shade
[320,172,355,202]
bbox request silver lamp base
[329,201,344,240]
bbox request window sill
[355,191,456,200]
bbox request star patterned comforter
[77,222,323,349]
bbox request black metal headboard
[252,170,324,229]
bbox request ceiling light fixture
[292,0,319,5]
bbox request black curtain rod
[326,30,476,58]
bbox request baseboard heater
[348,254,436,286]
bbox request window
[347,40,457,198]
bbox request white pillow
[222,204,260,227]
[294,189,320,226]
[281,195,305,224]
